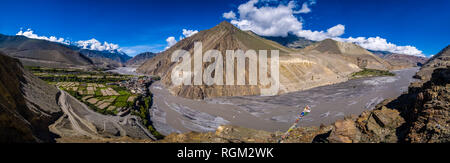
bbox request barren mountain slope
[415,45,450,82]
[372,51,428,70]
[302,39,390,70]
[0,34,94,69]
[126,52,157,66]
[137,21,388,99]
[0,52,62,143]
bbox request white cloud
[164,29,198,50]
[335,37,424,57]
[182,29,198,38]
[16,28,69,45]
[327,24,345,37]
[164,36,177,50]
[223,0,425,56]
[226,0,304,37]
[296,24,346,41]
[294,2,311,14]
[223,11,237,19]
[16,28,124,53]
[75,38,120,52]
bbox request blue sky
[0,0,449,57]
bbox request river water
[107,67,144,76]
[112,67,419,135]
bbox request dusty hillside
[303,39,390,70]
[126,52,157,66]
[72,48,132,68]
[415,45,450,82]
[0,51,155,143]
[0,52,62,143]
[372,51,428,70]
[261,33,316,49]
[0,34,94,69]
[137,21,388,99]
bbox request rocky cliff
[415,45,450,82]
[0,52,62,143]
[326,67,449,143]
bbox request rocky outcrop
[404,68,449,142]
[158,125,331,143]
[415,45,450,82]
[322,68,449,143]
[0,52,62,143]
[322,46,449,143]
[328,117,362,143]
[159,125,277,143]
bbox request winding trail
[50,90,100,139]
[50,89,156,141]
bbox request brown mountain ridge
[137,21,390,99]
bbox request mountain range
[67,45,132,68]
[125,52,158,66]
[0,20,448,143]
[370,50,428,70]
[137,21,391,99]
[261,33,316,49]
[0,51,61,142]
[0,24,428,73]
[0,34,94,69]
[160,44,450,143]
[0,34,134,69]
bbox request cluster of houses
[111,76,153,95]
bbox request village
[54,76,154,117]
[114,76,153,96]
[27,66,156,117]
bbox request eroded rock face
[325,67,449,143]
[415,45,450,82]
[159,125,277,143]
[328,118,361,143]
[405,68,450,143]
[0,52,62,143]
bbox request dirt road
[49,89,156,141]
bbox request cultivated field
[28,67,138,115]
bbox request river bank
[148,68,420,135]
